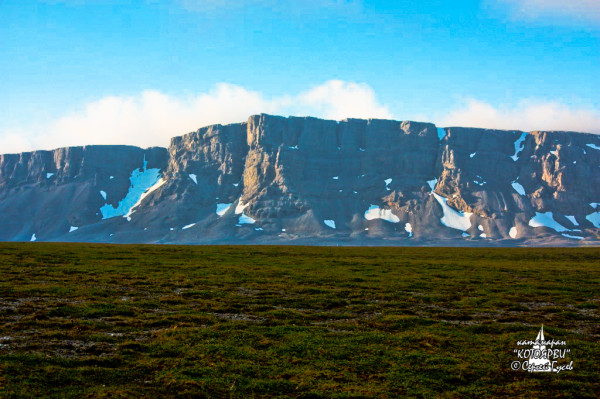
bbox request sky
[1,0,599,153]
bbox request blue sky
[1,0,599,152]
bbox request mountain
[1,114,599,246]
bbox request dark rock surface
[1,114,599,246]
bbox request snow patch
[565,216,578,226]
[189,174,197,184]
[384,178,392,190]
[233,183,239,187]
[469,152,476,158]
[586,143,600,151]
[509,227,518,239]
[332,176,339,180]
[100,157,163,221]
[562,233,583,240]
[478,225,484,231]
[46,173,54,179]
[216,203,232,217]
[255,227,264,231]
[30,233,36,242]
[511,132,528,161]
[473,176,486,186]
[235,201,249,214]
[364,205,400,223]
[480,233,487,238]
[324,220,336,229]
[437,127,447,141]
[586,211,600,228]
[288,145,298,150]
[69,226,78,233]
[426,178,437,191]
[109,176,114,179]
[549,150,557,156]
[405,223,413,238]
[511,182,526,196]
[238,213,256,225]
[359,148,365,152]
[182,223,195,230]
[432,193,472,231]
[528,212,569,232]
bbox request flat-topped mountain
[1,114,599,246]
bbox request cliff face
[0,114,599,246]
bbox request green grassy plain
[0,243,598,398]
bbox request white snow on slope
[426,178,437,191]
[99,190,107,200]
[385,178,392,190]
[473,176,486,186]
[511,182,526,196]
[437,127,446,141]
[528,212,569,232]
[511,132,528,161]
[432,193,472,231]
[509,227,518,239]
[470,152,476,158]
[30,233,36,242]
[124,178,166,221]
[100,157,163,221]
[109,175,114,179]
[405,223,413,237]
[332,176,339,180]
[586,211,600,228]
[586,143,600,150]
[364,205,400,223]
[182,223,195,230]
[324,220,336,229]
[46,173,54,179]
[235,201,249,214]
[69,226,78,233]
[289,145,298,150]
[238,214,256,225]
[234,201,255,224]
[565,216,578,226]
[216,203,232,216]
[189,174,197,184]
[562,233,583,240]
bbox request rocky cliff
[1,114,599,246]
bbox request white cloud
[437,98,600,134]
[0,80,392,153]
[493,0,600,23]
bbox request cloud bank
[2,80,599,154]
[437,99,600,134]
[0,80,392,154]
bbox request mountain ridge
[1,114,599,246]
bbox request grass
[0,243,598,398]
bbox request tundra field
[0,244,598,398]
